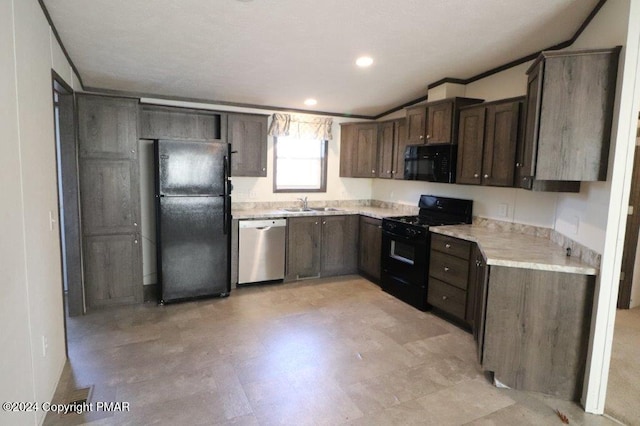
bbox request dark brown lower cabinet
[428,232,595,401]
[427,234,474,328]
[358,216,382,283]
[482,267,595,401]
[286,215,358,281]
[83,234,142,307]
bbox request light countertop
[429,224,597,275]
[232,206,407,220]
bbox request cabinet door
[406,106,426,144]
[482,102,520,187]
[321,215,359,276]
[354,123,378,177]
[78,95,138,160]
[339,123,356,177]
[456,107,485,185]
[139,106,221,141]
[377,121,395,179]
[83,233,142,308]
[427,101,453,144]
[471,247,488,363]
[286,217,321,280]
[358,216,382,282]
[229,113,268,177]
[519,61,543,188]
[79,159,140,235]
[393,119,408,180]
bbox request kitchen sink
[310,207,342,211]
[282,208,314,212]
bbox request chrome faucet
[297,196,308,210]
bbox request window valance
[268,113,333,140]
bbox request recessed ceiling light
[304,98,317,106]
[356,56,374,67]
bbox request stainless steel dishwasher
[238,219,287,284]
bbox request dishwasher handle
[256,226,271,231]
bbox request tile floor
[46,276,621,425]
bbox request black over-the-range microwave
[403,144,457,183]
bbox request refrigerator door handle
[222,155,229,235]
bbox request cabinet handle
[474,173,479,178]
[444,266,450,272]
[445,243,451,248]
[484,174,489,178]
[442,295,448,300]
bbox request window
[274,136,327,192]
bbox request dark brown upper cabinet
[139,104,223,141]
[457,98,523,187]
[377,120,395,179]
[426,101,454,144]
[393,119,409,180]
[518,47,620,191]
[406,105,427,144]
[405,97,483,146]
[78,95,139,160]
[339,122,378,178]
[376,119,407,179]
[228,113,268,177]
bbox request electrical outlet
[570,216,580,234]
[248,191,257,199]
[498,203,508,218]
[42,336,48,357]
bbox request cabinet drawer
[428,278,466,319]
[431,234,471,259]
[429,250,469,290]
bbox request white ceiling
[44,0,600,117]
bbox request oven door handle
[382,231,428,245]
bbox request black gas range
[381,195,473,310]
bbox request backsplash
[232,199,419,214]
[473,217,601,268]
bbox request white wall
[0,1,81,424]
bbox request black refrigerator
[154,139,232,303]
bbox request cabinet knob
[516,162,521,167]
[386,170,391,173]
[484,174,489,178]
[442,295,448,301]
[372,170,375,174]
[392,170,396,174]
[419,135,424,140]
[523,177,528,181]
[322,221,326,225]
[474,173,479,178]
[315,221,318,225]
[134,222,138,227]
[134,239,138,244]
[444,266,450,272]
[262,167,266,171]
[131,149,135,153]
[445,243,451,249]
[426,134,431,139]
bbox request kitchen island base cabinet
[482,266,595,401]
[285,215,358,281]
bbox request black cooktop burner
[385,215,456,228]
